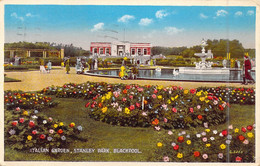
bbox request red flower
[207,96,213,100]
[123,89,128,94]
[238,135,245,141]
[241,127,247,133]
[222,129,228,136]
[85,102,90,108]
[193,151,200,157]
[177,136,184,143]
[172,107,177,113]
[172,86,178,90]
[152,94,156,99]
[122,98,127,102]
[154,89,158,94]
[152,119,159,125]
[247,125,253,131]
[125,85,131,89]
[173,145,179,150]
[236,156,242,162]
[29,121,35,128]
[12,121,18,126]
[91,104,95,108]
[32,130,37,135]
[136,103,140,108]
[39,134,45,139]
[57,129,63,134]
[129,95,133,99]
[19,118,24,123]
[129,105,135,110]
[218,105,224,111]
[197,115,203,120]
[190,89,196,94]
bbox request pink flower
[172,107,177,113]
[129,95,133,99]
[179,86,183,90]
[142,112,147,116]
[213,100,218,105]
[16,107,20,111]
[49,129,54,134]
[202,154,208,159]
[164,118,168,123]
[218,153,223,159]
[228,125,233,130]
[32,130,37,135]
[122,98,127,102]
[162,104,167,110]
[163,156,169,162]
[190,108,194,113]
[168,131,173,135]
[137,88,143,92]
[48,117,53,121]
[202,137,207,142]
[197,105,201,109]
[154,89,158,94]
[243,139,249,144]
[152,94,156,99]
[113,91,120,98]
[136,102,140,108]
[155,126,160,131]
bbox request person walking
[47,60,52,73]
[242,55,255,85]
[65,59,70,74]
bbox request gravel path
[4,67,255,92]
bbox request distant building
[90,41,152,57]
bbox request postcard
[1,0,259,166]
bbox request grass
[4,76,21,82]
[4,97,255,161]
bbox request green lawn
[4,76,21,82]
[4,97,255,161]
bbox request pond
[86,69,256,83]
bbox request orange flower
[177,136,184,143]
[123,89,128,94]
[152,119,159,125]
[197,115,203,120]
[194,151,200,157]
[144,100,148,105]
[57,129,63,134]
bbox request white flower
[226,140,231,144]
[178,133,182,136]
[210,137,215,141]
[186,134,190,138]
[219,133,224,137]
[171,142,176,147]
[31,115,38,119]
[43,120,47,124]
[228,125,233,129]
[201,132,206,136]
[168,131,173,135]
[213,130,218,134]
[227,135,232,140]
[196,134,201,138]
[181,131,186,135]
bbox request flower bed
[4,91,58,110]
[41,82,112,100]
[5,107,83,152]
[88,84,229,129]
[197,87,255,105]
[155,124,255,162]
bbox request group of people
[40,60,52,73]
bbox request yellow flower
[27,135,32,141]
[206,143,211,147]
[54,124,58,128]
[205,99,209,103]
[123,57,128,61]
[59,122,64,126]
[247,132,254,138]
[167,99,171,104]
[196,91,202,96]
[157,85,163,90]
[220,144,226,150]
[157,95,162,99]
[157,142,163,147]
[102,107,108,113]
[200,97,205,101]
[186,140,191,145]
[171,97,175,101]
[244,94,246,96]
[125,108,130,114]
[177,152,183,158]
[101,96,106,101]
[234,128,239,133]
[205,129,210,132]
[219,97,222,101]
[23,111,28,116]
[184,90,189,94]
[105,94,111,100]
[175,95,178,99]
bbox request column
[27,50,31,57]
[60,49,64,59]
[10,50,15,58]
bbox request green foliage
[4,65,40,71]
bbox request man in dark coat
[242,55,255,84]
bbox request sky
[4,5,256,50]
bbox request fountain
[179,39,229,74]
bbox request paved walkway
[4,67,255,92]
